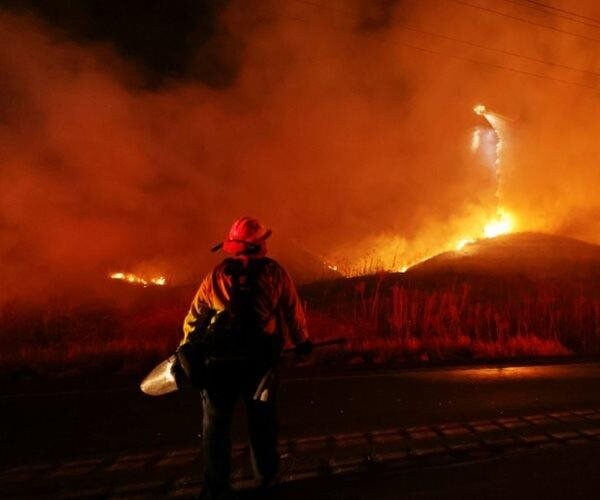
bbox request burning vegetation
[1,2,600,376]
[303,232,600,363]
[2,232,600,378]
[109,272,166,287]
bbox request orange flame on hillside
[453,210,516,251]
[483,211,514,239]
[403,103,517,269]
[109,272,166,287]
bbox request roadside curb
[2,407,600,498]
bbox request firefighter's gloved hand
[170,353,188,389]
[294,339,314,357]
[174,343,206,389]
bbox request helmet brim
[210,229,272,254]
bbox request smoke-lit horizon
[2,1,600,303]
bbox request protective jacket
[181,256,309,352]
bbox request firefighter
[180,217,312,499]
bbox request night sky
[1,0,239,87]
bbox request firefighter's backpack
[177,257,280,387]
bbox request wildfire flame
[453,105,516,252]
[323,102,518,276]
[483,211,514,239]
[455,238,475,251]
[453,210,516,251]
[109,272,166,287]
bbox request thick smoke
[1,1,600,302]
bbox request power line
[292,0,600,79]
[285,1,599,92]
[498,0,600,30]
[295,0,600,78]
[518,0,600,25]
[380,37,598,91]
[451,0,600,44]
[397,8,600,78]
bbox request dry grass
[1,271,598,378]
[0,299,184,376]
[302,272,600,363]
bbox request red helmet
[211,217,272,255]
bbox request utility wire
[450,0,600,44]
[518,0,600,25]
[415,24,600,78]
[379,39,598,91]
[498,0,600,30]
[295,0,600,77]
[286,4,600,93]
[292,0,600,80]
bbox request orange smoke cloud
[1,1,600,302]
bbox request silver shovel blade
[140,355,178,396]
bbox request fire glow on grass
[109,272,166,287]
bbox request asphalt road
[3,361,600,468]
[265,441,600,500]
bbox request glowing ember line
[109,272,166,287]
[399,255,432,273]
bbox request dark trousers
[201,363,279,496]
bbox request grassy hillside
[2,233,599,379]
[303,233,600,362]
